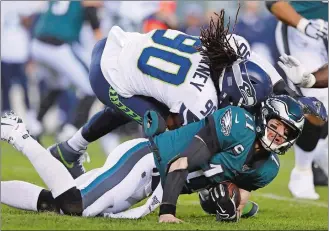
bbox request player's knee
[55,187,83,216]
[169,157,188,172]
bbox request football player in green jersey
[30,1,103,141]
[267,0,328,199]
[1,95,304,223]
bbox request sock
[294,145,316,171]
[20,137,77,198]
[1,181,43,211]
[67,128,90,152]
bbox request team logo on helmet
[232,61,257,107]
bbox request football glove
[297,18,328,40]
[209,184,239,222]
[298,96,328,122]
[278,54,316,88]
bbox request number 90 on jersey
[138,30,201,86]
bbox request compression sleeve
[85,7,100,30]
[265,1,278,12]
[160,118,218,215]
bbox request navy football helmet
[256,95,305,155]
[218,59,273,111]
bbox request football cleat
[288,167,320,200]
[1,111,30,151]
[241,200,259,218]
[47,141,89,179]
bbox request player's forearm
[313,64,328,88]
[160,134,214,216]
[267,1,303,28]
[160,159,188,216]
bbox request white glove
[297,18,328,40]
[277,54,316,88]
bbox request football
[222,182,241,208]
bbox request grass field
[1,136,328,230]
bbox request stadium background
[1,1,327,230]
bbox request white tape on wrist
[297,18,309,33]
[300,73,316,88]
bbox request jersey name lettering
[190,57,211,92]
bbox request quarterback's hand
[297,18,328,40]
[298,96,328,122]
[278,54,316,88]
[159,214,183,223]
[209,184,239,222]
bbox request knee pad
[55,187,83,216]
[37,189,60,213]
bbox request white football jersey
[101,26,219,123]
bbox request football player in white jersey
[46,11,326,180]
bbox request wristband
[298,73,316,88]
[159,203,176,216]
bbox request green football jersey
[153,106,279,192]
[34,1,85,43]
[290,1,328,21]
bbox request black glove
[209,184,239,222]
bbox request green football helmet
[256,95,305,155]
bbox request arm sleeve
[265,1,278,12]
[160,116,220,212]
[84,6,100,30]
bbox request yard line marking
[252,192,328,208]
[179,192,328,208]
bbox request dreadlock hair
[197,7,242,89]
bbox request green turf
[1,136,328,230]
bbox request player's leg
[1,62,13,112]
[48,38,168,179]
[76,139,155,216]
[54,42,97,142]
[276,22,328,199]
[1,112,83,215]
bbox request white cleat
[288,167,320,200]
[1,111,30,151]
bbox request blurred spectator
[142,1,178,32]
[1,1,42,133]
[180,3,205,36]
[234,1,279,65]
